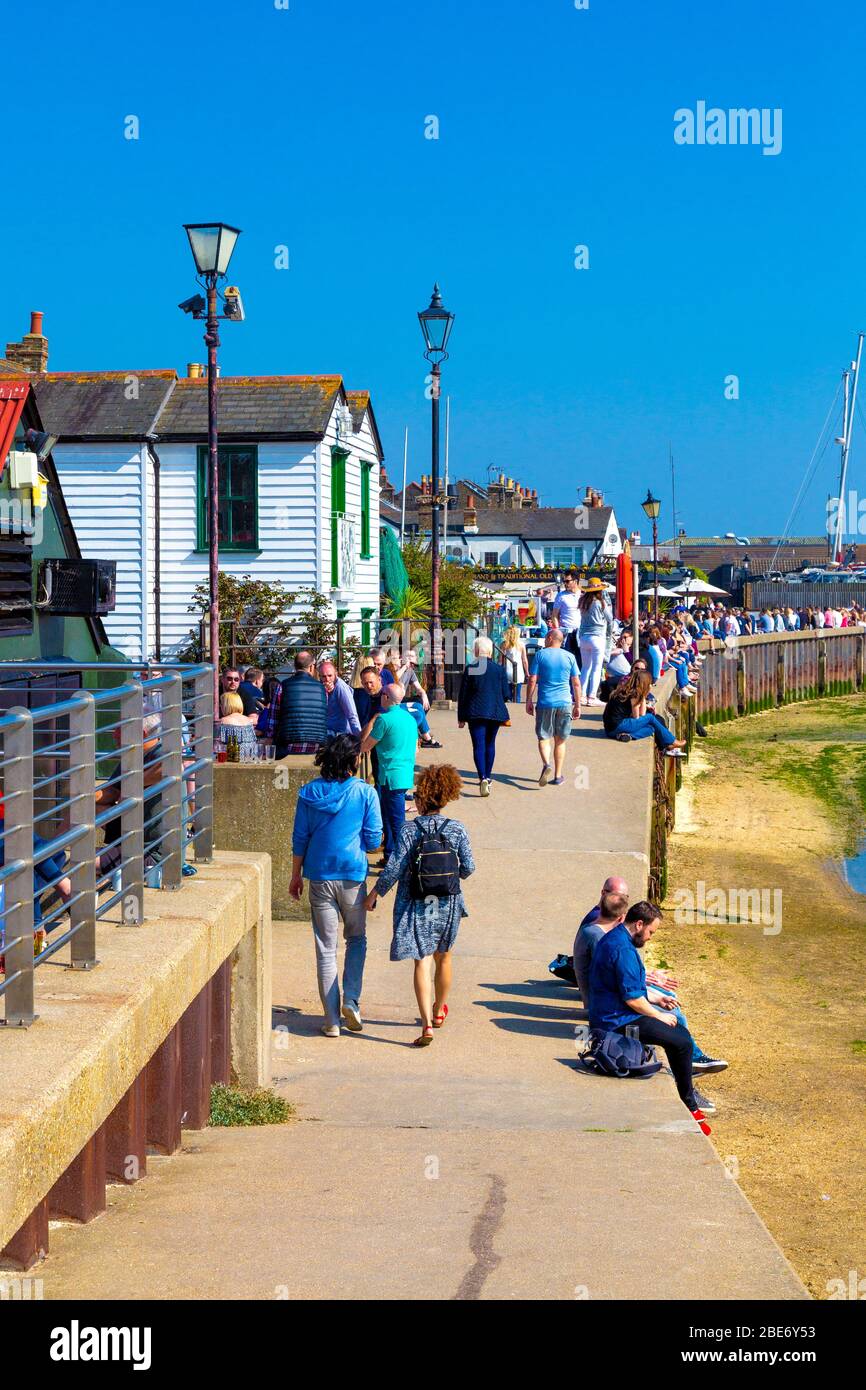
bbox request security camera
[178,293,206,315]
[23,428,58,463]
[223,286,245,321]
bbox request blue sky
[6,0,865,539]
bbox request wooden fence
[695,627,865,724]
[647,627,865,898]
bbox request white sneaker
[480,778,491,797]
[341,1002,362,1032]
[588,696,604,707]
[321,1023,340,1037]
[539,764,552,786]
[665,748,686,758]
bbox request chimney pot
[187,362,204,379]
[30,311,44,337]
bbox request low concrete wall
[0,850,271,1253]
[214,758,318,920]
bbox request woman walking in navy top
[456,635,511,796]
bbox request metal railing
[0,662,213,1028]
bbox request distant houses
[2,315,385,661]
[395,474,623,570]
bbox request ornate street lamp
[418,283,455,703]
[641,489,662,620]
[180,223,242,715]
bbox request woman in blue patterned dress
[365,764,475,1047]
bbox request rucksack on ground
[548,953,577,985]
[410,817,461,898]
[578,1029,662,1079]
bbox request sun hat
[582,577,607,593]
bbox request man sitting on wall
[274,652,328,758]
[588,902,718,1117]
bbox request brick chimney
[5,310,49,374]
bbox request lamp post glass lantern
[181,222,242,716]
[641,489,661,620]
[418,284,455,704]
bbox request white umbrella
[638,585,683,599]
[673,579,730,595]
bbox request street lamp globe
[641,489,661,522]
[183,223,242,278]
[418,283,455,361]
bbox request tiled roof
[345,390,370,430]
[464,505,616,540]
[153,375,343,439]
[31,371,176,438]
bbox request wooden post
[818,639,827,695]
[146,1023,183,1154]
[1,1199,49,1270]
[211,957,232,1086]
[105,1073,147,1184]
[181,981,213,1131]
[48,1127,106,1223]
[776,641,786,705]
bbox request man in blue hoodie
[290,734,383,1036]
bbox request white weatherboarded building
[34,372,383,661]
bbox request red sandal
[413,1026,434,1048]
[432,1004,448,1029]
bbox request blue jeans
[653,987,702,1063]
[378,785,407,858]
[671,658,691,689]
[612,714,676,748]
[308,878,367,1024]
[404,701,431,737]
[468,718,499,780]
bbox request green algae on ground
[209,1084,294,1127]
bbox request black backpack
[410,817,461,899]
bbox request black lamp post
[641,488,662,620]
[418,283,455,703]
[181,223,241,716]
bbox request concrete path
[41,707,808,1300]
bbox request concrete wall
[213,758,319,919]
[0,850,271,1254]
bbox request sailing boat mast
[834,334,864,563]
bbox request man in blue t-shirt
[589,902,714,1116]
[526,630,581,787]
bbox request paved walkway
[42,707,807,1300]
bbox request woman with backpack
[364,763,475,1047]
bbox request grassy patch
[851,1041,866,1056]
[209,1084,295,1128]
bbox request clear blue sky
[6,0,865,539]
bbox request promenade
[40,707,807,1301]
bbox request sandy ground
[662,697,866,1299]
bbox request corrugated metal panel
[53,443,145,659]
